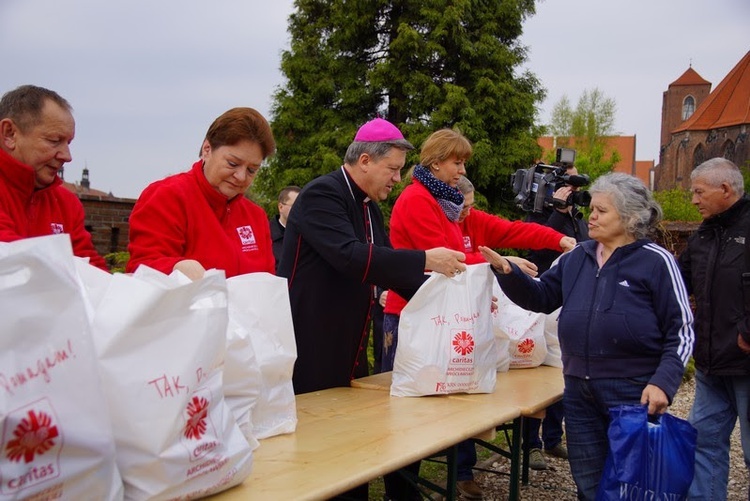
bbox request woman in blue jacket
[480,172,694,500]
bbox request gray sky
[2,0,748,199]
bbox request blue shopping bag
[596,404,697,500]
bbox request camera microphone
[560,173,590,187]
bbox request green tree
[548,95,574,137]
[253,0,545,214]
[547,88,620,182]
[653,189,700,222]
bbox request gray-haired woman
[480,172,695,500]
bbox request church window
[682,96,695,120]
[692,144,705,168]
[723,140,735,162]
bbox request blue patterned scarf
[412,164,464,222]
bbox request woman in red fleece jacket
[127,108,276,279]
[381,130,574,500]
[381,129,478,501]
[383,130,572,367]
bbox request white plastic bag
[0,235,123,500]
[543,307,562,368]
[73,255,112,315]
[493,286,548,369]
[223,316,262,442]
[391,263,497,397]
[226,273,297,439]
[91,267,253,500]
[491,281,511,373]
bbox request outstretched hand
[425,247,466,277]
[505,256,538,277]
[478,246,512,274]
[559,236,576,252]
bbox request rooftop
[674,50,750,132]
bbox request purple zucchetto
[353,118,405,142]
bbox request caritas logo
[452,331,475,356]
[517,338,535,354]
[184,395,209,440]
[181,388,219,462]
[1,399,62,494]
[236,225,257,246]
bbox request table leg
[445,444,457,501]
[521,416,531,485]
[509,417,522,501]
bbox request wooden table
[351,366,563,417]
[444,366,564,488]
[351,366,565,495]
[211,386,520,501]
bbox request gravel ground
[470,378,749,500]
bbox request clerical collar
[341,166,370,203]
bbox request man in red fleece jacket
[0,85,106,270]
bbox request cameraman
[525,164,589,272]
[523,163,590,470]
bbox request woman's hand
[173,259,207,281]
[505,256,538,277]
[641,384,669,415]
[478,246,512,274]
[559,236,576,252]
[379,290,389,308]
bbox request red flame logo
[6,410,59,463]
[452,331,475,356]
[517,338,535,354]
[184,396,209,440]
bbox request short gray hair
[0,85,72,132]
[457,175,475,195]
[589,172,663,239]
[691,157,744,196]
[343,139,414,165]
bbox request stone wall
[79,195,136,256]
[656,221,700,257]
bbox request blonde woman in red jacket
[127,108,276,279]
[382,129,573,500]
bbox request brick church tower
[655,66,711,189]
[654,51,750,190]
[659,67,712,160]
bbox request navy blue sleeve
[645,245,695,400]
[492,258,564,315]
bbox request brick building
[62,167,135,257]
[654,50,750,190]
[537,135,654,187]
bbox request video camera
[511,148,591,213]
